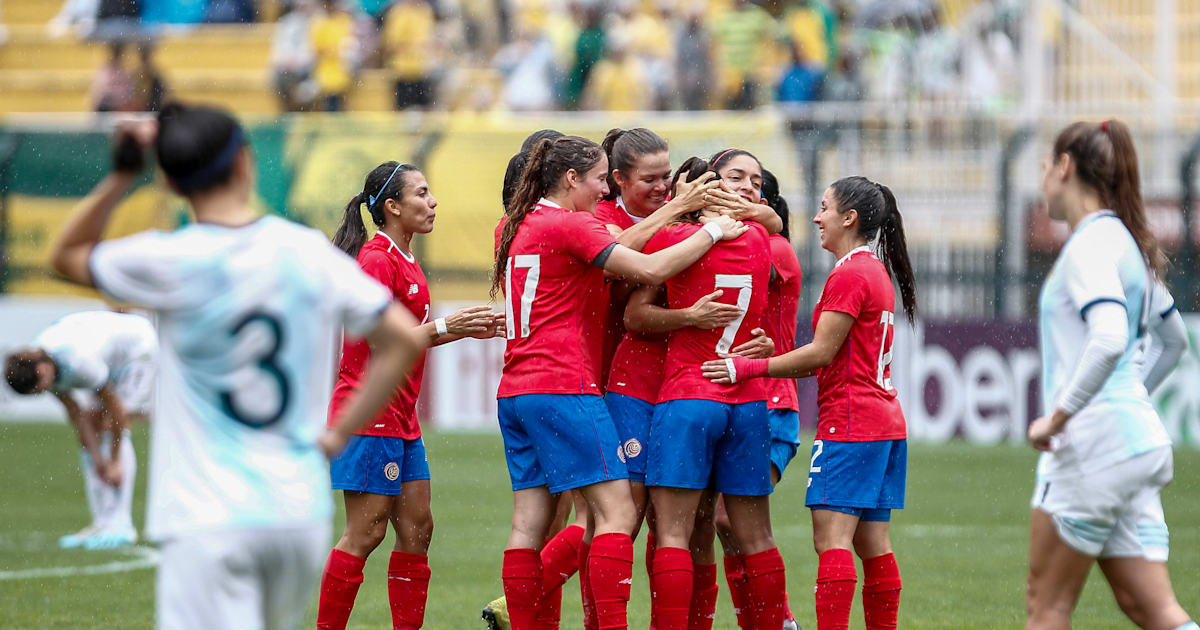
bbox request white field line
[0,545,159,581]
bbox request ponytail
[830,176,919,323]
[492,135,606,297]
[761,169,790,241]
[876,184,917,323]
[1053,119,1166,277]
[332,192,370,257]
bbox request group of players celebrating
[3,100,1196,630]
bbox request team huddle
[3,101,1196,630]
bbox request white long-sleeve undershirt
[1056,301,1128,415]
[1143,309,1188,394]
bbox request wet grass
[0,422,1197,629]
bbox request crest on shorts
[616,445,626,464]
[623,439,643,459]
[384,461,400,481]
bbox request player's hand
[699,215,748,240]
[444,305,497,337]
[1027,413,1066,451]
[474,312,507,339]
[706,187,757,218]
[112,117,157,175]
[726,328,774,358]
[101,459,123,487]
[701,359,734,384]
[685,290,741,329]
[318,429,351,459]
[670,171,721,215]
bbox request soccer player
[1024,120,1197,630]
[703,175,918,630]
[710,168,804,630]
[493,134,747,630]
[4,310,156,550]
[316,161,503,630]
[47,102,428,630]
[633,153,785,630]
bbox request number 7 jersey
[813,246,906,441]
[89,216,391,540]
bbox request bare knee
[339,519,388,557]
[393,509,434,554]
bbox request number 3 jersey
[645,221,771,404]
[89,216,391,541]
[497,200,618,398]
[328,232,429,439]
[813,246,906,442]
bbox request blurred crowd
[41,0,1024,114]
[270,0,1024,113]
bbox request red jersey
[497,200,617,398]
[813,246,906,441]
[606,285,669,403]
[765,235,802,411]
[328,232,430,439]
[646,222,771,404]
[594,197,639,231]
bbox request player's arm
[96,383,128,485]
[1028,301,1129,450]
[702,310,854,383]
[610,173,722,251]
[320,303,429,457]
[624,284,740,333]
[415,305,505,347]
[56,392,105,473]
[601,216,747,286]
[1143,308,1188,393]
[709,187,784,235]
[50,122,154,286]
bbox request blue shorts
[605,392,653,483]
[330,435,431,495]
[497,394,628,494]
[646,399,771,496]
[768,409,801,479]
[806,439,906,522]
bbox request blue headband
[170,127,245,191]
[368,163,407,211]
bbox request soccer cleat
[82,527,137,550]
[58,524,101,549]
[783,617,801,630]
[481,596,509,630]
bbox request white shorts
[156,522,330,630]
[1031,446,1173,561]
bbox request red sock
[646,531,658,630]
[862,553,902,630]
[589,532,634,630]
[317,549,365,630]
[650,547,693,630]
[815,548,857,630]
[535,524,583,630]
[579,540,598,630]
[785,591,796,623]
[503,548,543,630]
[687,562,719,630]
[387,551,430,630]
[744,548,787,630]
[722,555,753,629]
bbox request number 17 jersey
[814,247,906,441]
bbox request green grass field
[1,422,1197,629]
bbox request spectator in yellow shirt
[383,0,437,109]
[709,0,775,109]
[584,34,652,111]
[311,0,360,111]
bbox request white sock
[79,449,101,528]
[111,431,136,532]
[93,431,116,529]
[1172,622,1199,630]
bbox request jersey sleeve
[89,231,187,310]
[562,211,618,263]
[320,241,392,338]
[1062,226,1127,319]
[819,265,868,318]
[357,249,397,289]
[769,236,801,285]
[1147,279,1178,327]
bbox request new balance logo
[409,284,419,295]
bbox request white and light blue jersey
[90,216,390,541]
[34,311,157,393]
[1037,210,1172,477]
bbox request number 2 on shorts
[808,439,824,488]
[714,274,752,354]
[505,254,540,339]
